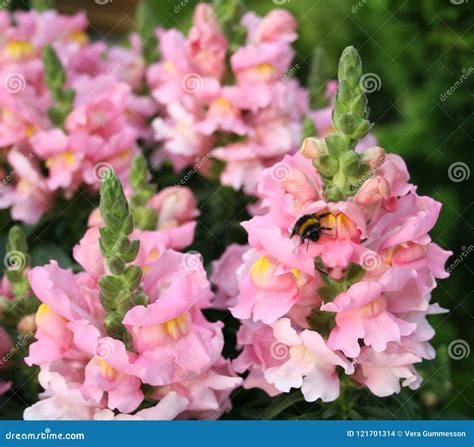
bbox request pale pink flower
[0,148,53,224]
[211,244,248,309]
[26,227,238,418]
[186,3,228,79]
[264,319,353,402]
[242,10,298,45]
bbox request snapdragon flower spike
[0,226,38,396]
[25,173,241,419]
[0,8,154,225]
[213,46,452,402]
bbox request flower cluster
[0,9,155,224]
[23,173,240,420]
[212,49,451,402]
[215,147,451,400]
[147,4,310,195]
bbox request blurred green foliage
[0,0,472,420]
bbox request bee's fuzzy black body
[290,212,332,246]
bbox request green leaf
[137,1,159,65]
[344,262,365,285]
[302,115,318,140]
[42,46,74,127]
[258,391,306,420]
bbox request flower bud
[148,187,198,229]
[360,146,386,170]
[392,243,428,265]
[300,137,327,160]
[17,314,36,335]
[355,176,390,206]
[255,10,297,44]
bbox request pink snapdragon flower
[30,78,140,195]
[211,244,248,309]
[0,326,13,395]
[25,227,240,419]
[213,143,450,400]
[186,3,228,79]
[0,148,53,224]
[242,10,297,45]
[264,318,353,402]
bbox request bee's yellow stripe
[298,217,318,235]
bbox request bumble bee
[290,211,333,249]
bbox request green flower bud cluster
[129,155,158,231]
[42,46,75,127]
[98,171,149,342]
[313,46,374,202]
[1,227,38,322]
